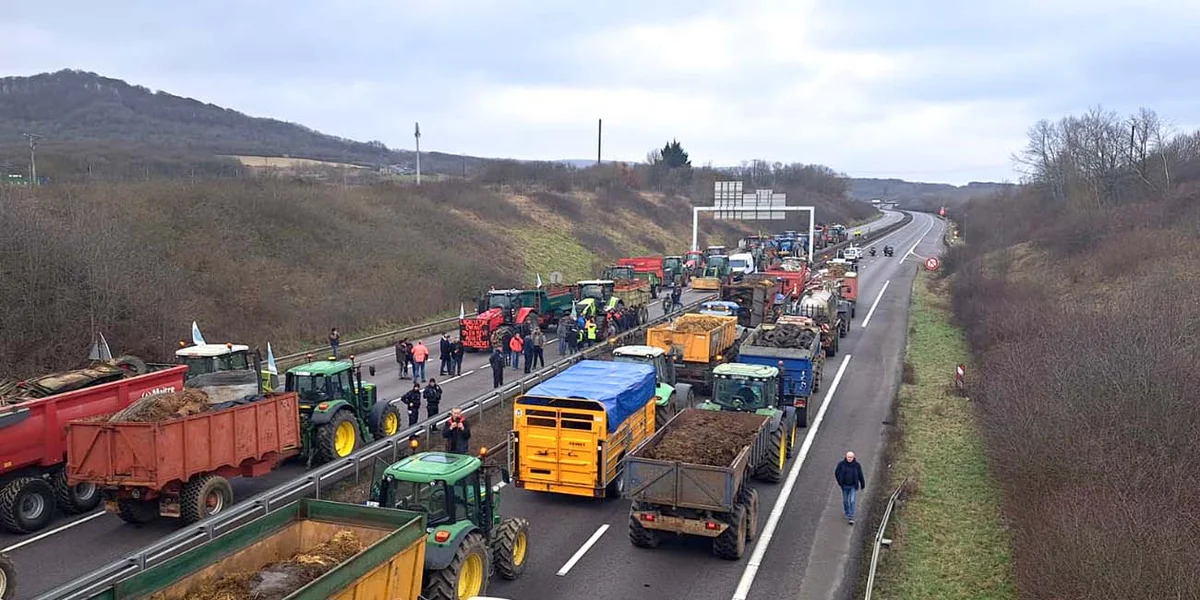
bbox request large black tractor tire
[180,474,234,524]
[755,426,786,483]
[712,504,747,560]
[742,488,761,542]
[493,517,531,580]
[605,457,626,498]
[0,551,16,600]
[423,531,491,600]
[629,510,661,548]
[372,403,403,440]
[315,410,360,464]
[117,498,160,525]
[53,468,101,514]
[0,477,55,534]
[112,354,149,375]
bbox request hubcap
[75,482,97,500]
[513,531,528,565]
[778,435,786,470]
[20,492,45,520]
[384,412,399,435]
[458,553,484,599]
[205,490,224,515]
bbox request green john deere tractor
[697,362,799,483]
[285,357,403,465]
[369,449,530,600]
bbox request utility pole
[414,122,421,185]
[23,133,42,185]
[597,118,602,166]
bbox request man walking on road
[489,346,505,389]
[835,451,866,524]
[411,340,429,382]
[438,333,453,376]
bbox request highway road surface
[1,210,910,599]
[480,211,944,600]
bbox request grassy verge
[872,272,1016,599]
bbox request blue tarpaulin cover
[524,360,656,433]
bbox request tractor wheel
[755,426,786,483]
[786,417,799,458]
[741,487,761,541]
[628,510,660,548]
[53,468,100,514]
[315,410,360,464]
[373,403,402,440]
[490,325,516,351]
[112,355,149,375]
[180,475,234,524]
[0,477,54,534]
[493,517,531,580]
[423,530,490,600]
[0,551,16,600]
[712,504,747,560]
[605,457,626,498]
[117,498,160,525]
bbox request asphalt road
[484,211,945,600]
[1,209,908,599]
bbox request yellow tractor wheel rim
[335,420,356,456]
[513,531,528,565]
[778,434,786,470]
[791,424,797,449]
[383,412,399,436]
[457,552,484,599]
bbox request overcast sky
[3,0,1198,184]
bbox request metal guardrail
[864,478,909,600]
[38,211,918,600]
[274,316,460,370]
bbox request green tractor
[369,449,530,600]
[285,356,403,465]
[611,345,695,427]
[697,363,799,483]
[663,255,690,287]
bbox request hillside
[0,69,481,175]
[848,177,1014,208]
[0,168,877,377]
[940,108,1200,599]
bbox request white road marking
[732,354,853,600]
[1,509,107,553]
[860,280,891,329]
[440,370,474,384]
[556,523,610,576]
[900,217,937,263]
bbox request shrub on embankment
[942,107,1200,599]
[0,171,875,378]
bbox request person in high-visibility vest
[585,318,598,346]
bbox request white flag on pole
[536,273,543,288]
[191,321,206,346]
[266,342,279,375]
[459,303,466,319]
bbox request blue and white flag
[191,321,206,346]
[266,342,279,375]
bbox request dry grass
[223,155,368,169]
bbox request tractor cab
[575,279,615,317]
[705,245,727,257]
[612,344,695,424]
[663,255,687,286]
[703,255,731,278]
[175,342,275,392]
[603,265,637,281]
[285,356,397,462]
[478,289,522,323]
[704,363,782,413]
[370,448,530,599]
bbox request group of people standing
[489,326,548,388]
[394,334,464,383]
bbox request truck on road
[644,313,740,394]
[511,360,658,498]
[623,400,788,560]
[737,321,826,427]
[662,255,690,287]
[574,279,651,328]
[720,276,783,328]
[0,362,189,533]
[460,286,576,351]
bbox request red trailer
[0,365,189,533]
[65,391,302,525]
[616,256,665,279]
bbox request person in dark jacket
[423,379,443,420]
[401,383,422,426]
[522,332,535,374]
[394,339,406,380]
[834,451,866,524]
[489,347,505,388]
[438,333,453,376]
[451,337,464,376]
[443,407,471,453]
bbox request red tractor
[459,287,576,351]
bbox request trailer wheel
[628,511,660,548]
[756,427,786,484]
[743,489,761,542]
[493,517,531,580]
[316,410,360,463]
[712,504,747,560]
[0,551,15,600]
[424,530,490,600]
[0,477,55,534]
[605,456,626,498]
[52,469,100,514]
[117,498,159,524]
[180,475,234,524]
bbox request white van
[728,252,756,276]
